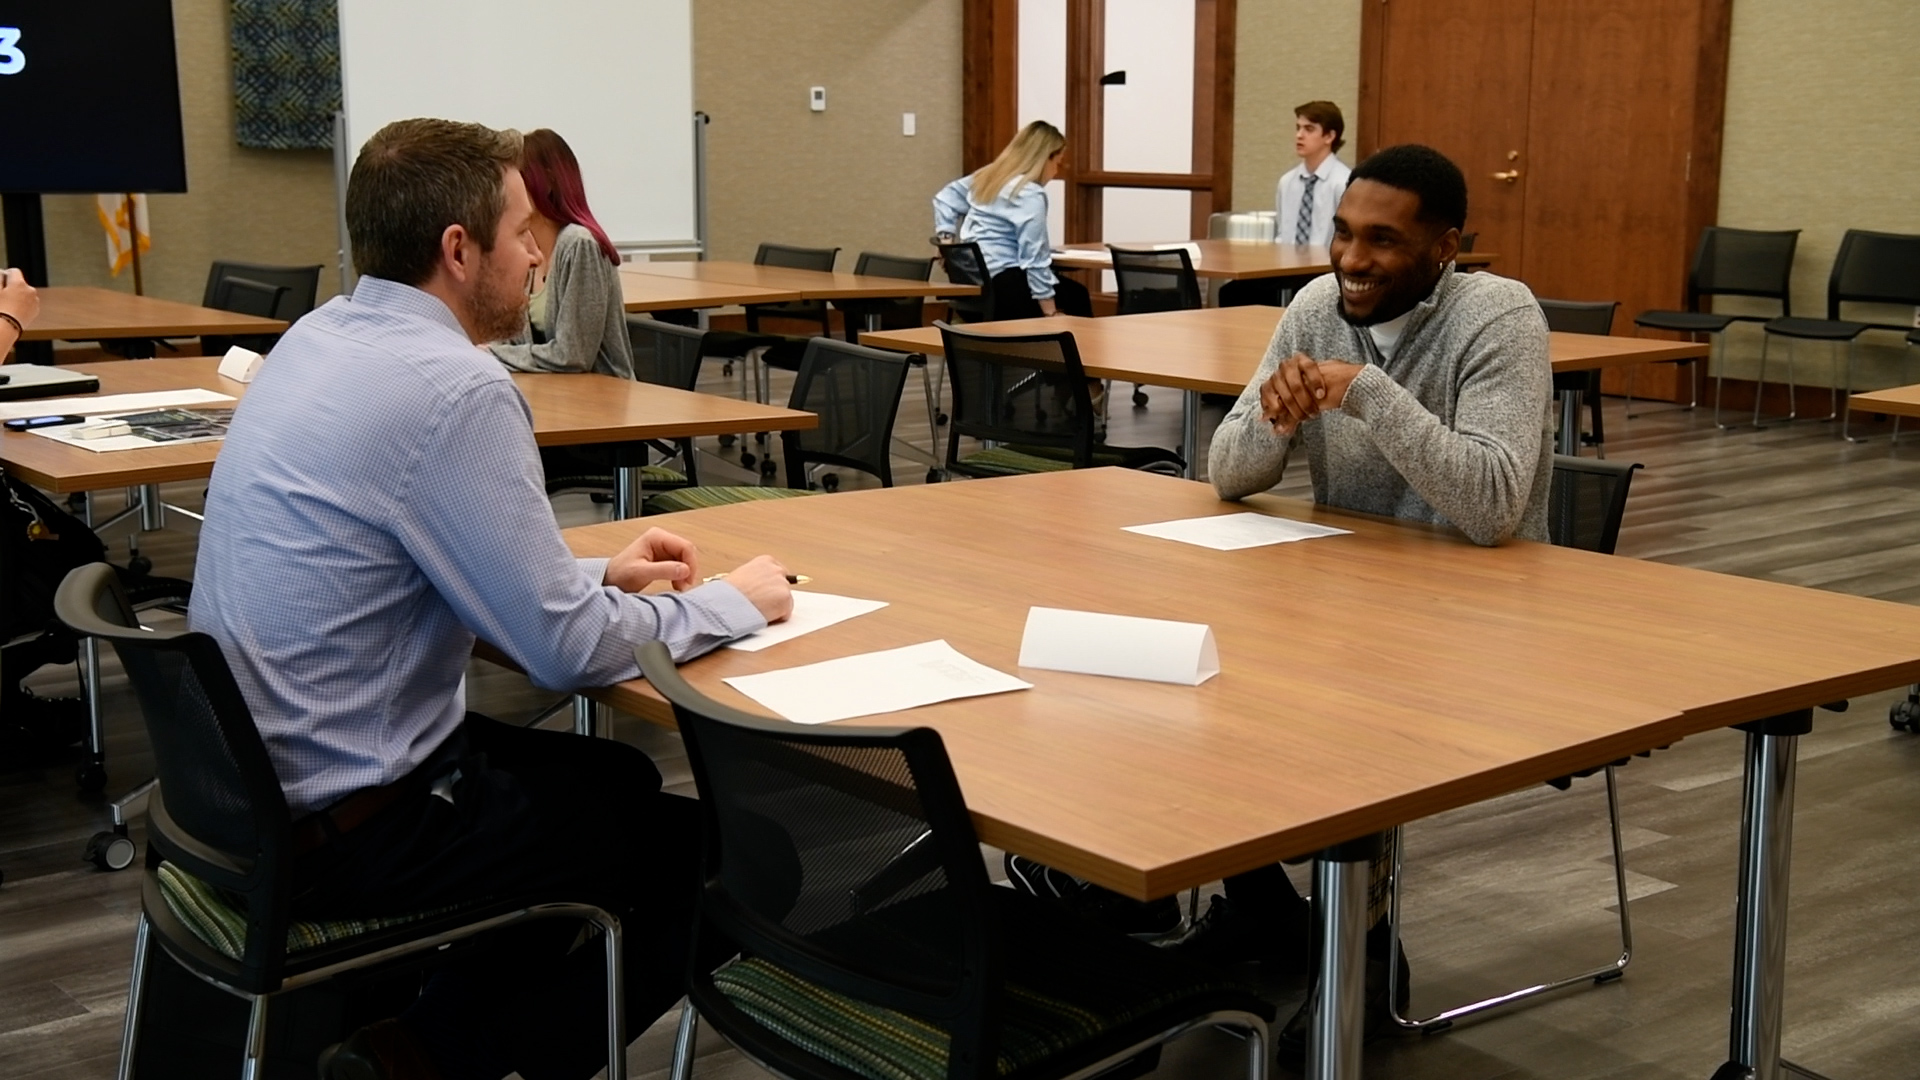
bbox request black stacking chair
[1632,227,1798,428]
[635,641,1274,1080]
[744,242,841,340]
[52,563,628,1080]
[200,261,322,355]
[936,241,996,324]
[935,321,1184,479]
[836,252,946,454]
[702,244,842,473]
[1109,246,1205,408]
[644,337,909,513]
[1538,299,1620,456]
[1386,453,1644,1034]
[1759,229,1920,440]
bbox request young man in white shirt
[1221,101,1353,307]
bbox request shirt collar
[348,276,471,338]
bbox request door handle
[1492,170,1521,183]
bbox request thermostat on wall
[809,86,826,112]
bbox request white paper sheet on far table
[723,640,1031,724]
[725,591,889,653]
[1123,512,1351,551]
[0,389,235,423]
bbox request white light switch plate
[809,86,826,112]
[902,112,916,136]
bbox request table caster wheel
[84,831,137,872]
[740,451,757,469]
[936,412,949,426]
[821,474,840,493]
[1891,698,1920,731]
[719,434,737,449]
[759,459,780,480]
[1132,389,1150,407]
[128,555,153,577]
[76,763,107,792]
[926,469,944,484]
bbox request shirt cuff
[578,557,611,585]
[1339,364,1395,422]
[689,581,769,639]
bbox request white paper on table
[1123,512,1351,551]
[725,591,889,653]
[1053,247,1112,264]
[24,427,166,453]
[1018,607,1219,686]
[722,640,1032,725]
[0,389,235,422]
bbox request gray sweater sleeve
[1208,318,1302,499]
[489,227,622,376]
[1338,305,1548,545]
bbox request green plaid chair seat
[710,907,1257,1080]
[644,486,815,515]
[155,862,450,961]
[545,463,689,496]
[954,444,1184,478]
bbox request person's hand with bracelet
[0,268,40,359]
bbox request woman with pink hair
[489,128,634,379]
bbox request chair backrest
[936,320,1093,470]
[1828,229,1920,323]
[1537,298,1619,336]
[53,563,296,985]
[936,242,996,322]
[211,276,290,320]
[635,641,1002,1062]
[1687,226,1798,315]
[1547,456,1641,555]
[780,337,911,488]
[626,315,707,391]
[202,260,323,323]
[1108,246,1202,315]
[853,252,935,282]
[1457,232,1478,254]
[756,243,840,273]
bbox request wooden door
[1363,0,1537,272]
[1361,0,1731,402]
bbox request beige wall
[1713,0,1920,388]
[0,0,341,309]
[691,0,963,269]
[1229,0,1361,214]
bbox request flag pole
[124,193,144,296]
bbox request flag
[94,194,151,277]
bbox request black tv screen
[0,1,188,193]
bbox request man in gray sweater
[1190,144,1551,1059]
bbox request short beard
[467,251,530,343]
[1336,268,1443,328]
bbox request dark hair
[1294,100,1346,154]
[521,129,620,265]
[1349,144,1468,233]
[346,118,524,286]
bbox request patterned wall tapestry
[232,0,342,150]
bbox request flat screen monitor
[0,1,188,193]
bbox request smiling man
[1210,142,1552,546]
[1193,144,1551,1060]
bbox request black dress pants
[989,268,1093,320]
[290,714,717,1080]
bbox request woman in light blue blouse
[932,120,1091,319]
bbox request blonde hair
[969,121,1066,204]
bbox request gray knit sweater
[1208,267,1552,546]
[489,224,635,380]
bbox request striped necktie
[1295,173,1320,244]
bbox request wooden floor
[5,367,1920,1079]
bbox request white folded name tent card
[1018,607,1219,686]
[217,345,265,383]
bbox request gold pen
[704,573,810,585]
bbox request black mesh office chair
[704,244,842,474]
[936,242,996,324]
[200,261,323,355]
[1538,299,1620,455]
[1109,246,1204,409]
[836,252,946,455]
[935,321,1184,479]
[1759,229,1920,439]
[52,563,628,1080]
[644,337,909,513]
[537,317,710,503]
[635,641,1274,1080]
[1386,453,1643,1034]
[1632,227,1798,428]
[744,242,840,340]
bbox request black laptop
[0,365,102,402]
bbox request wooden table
[1052,238,1497,280]
[618,270,801,313]
[0,357,815,519]
[623,260,980,310]
[563,468,1920,1079]
[24,287,291,342]
[1841,383,1920,420]
[862,308,1710,467]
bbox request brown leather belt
[290,777,420,856]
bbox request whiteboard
[337,0,696,249]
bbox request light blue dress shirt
[190,277,765,815]
[933,175,1059,300]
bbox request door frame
[963,0,1238,243]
